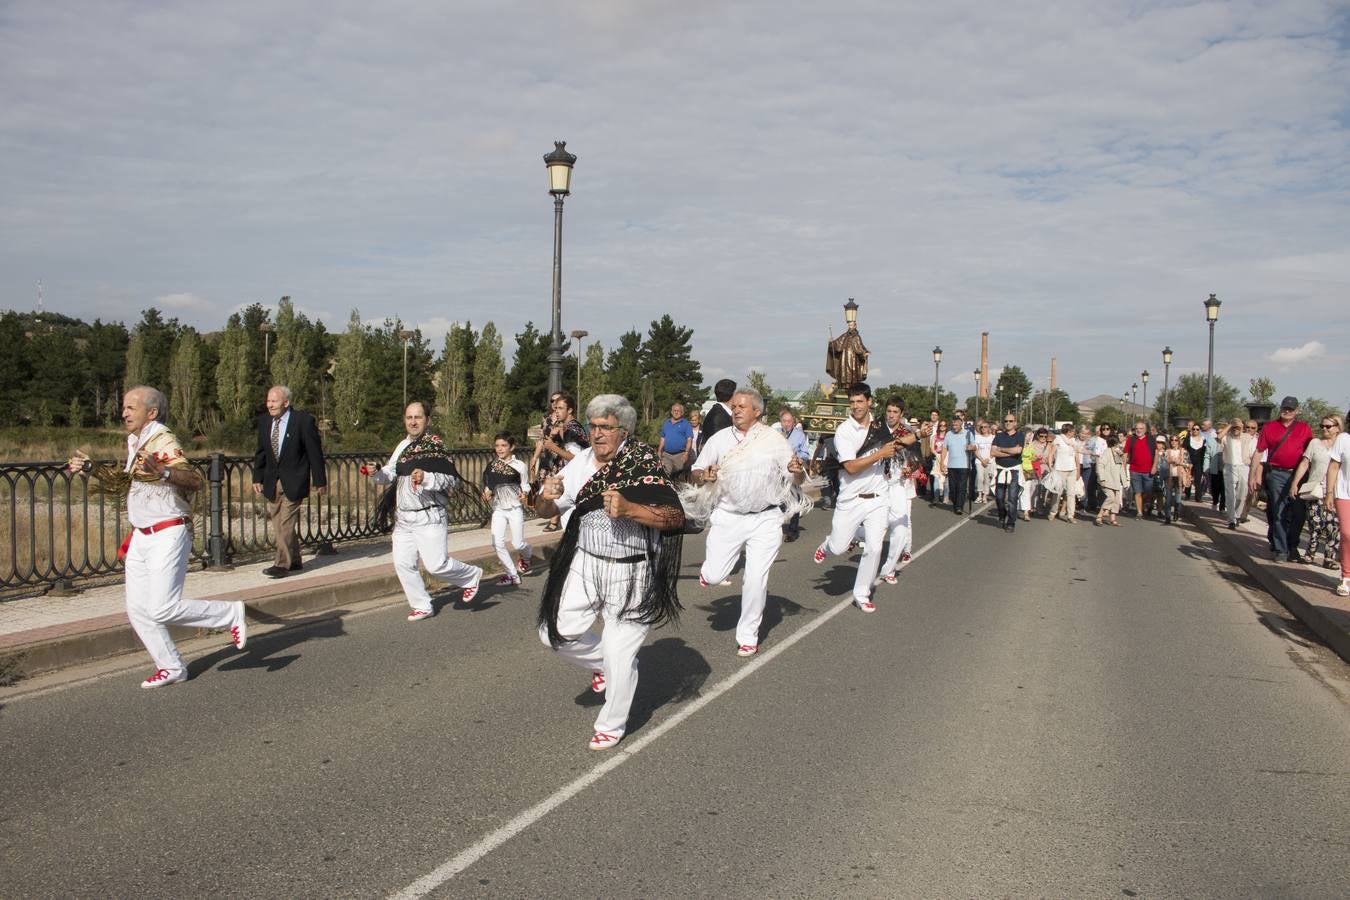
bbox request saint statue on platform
[825,299,869,391]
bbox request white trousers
[392,521,482,613]
[973,459,991,497]
[1225,465,1250,524]
[1019,472,1035,512]
[879,486,913,578]
[491,507,531,576]
[124,525,239,677]
[820,494,889,601]
[700,507,783,647]
[539,550,650,737]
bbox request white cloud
[1267,340,1327,368]
[156,292,211,311]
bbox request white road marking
[389,507,983,898]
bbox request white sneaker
[407,609,434,622]
[230,601,247,650]
[141,668,186,689]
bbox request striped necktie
[271,417,281,459]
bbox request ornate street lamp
[1141,370,1150,421]
[932,346,942,408]
[843,297,859,326]
[544,141,577,398]
[1204,293,1221,422]
[973,369,982,419]
[570,328,589,401]
[1131,382,1138,408]
[1161,346,1173,426]
[398,328,416,409]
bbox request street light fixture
[932,346,942,408]
[973,369,982,419]
[1131,382,1138,408]
[544,140,577,398]
[570,328,589,401]
[1161,346,1173,427]
[399,328,416,410]
[1141,370,1150,420]
[1204,293,1221,422]
[259,321,275,366]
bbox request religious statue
[825,300,869,390]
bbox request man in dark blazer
[252,385,327,577]
[700,378,736,449]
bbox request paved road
[3,502,1348,898]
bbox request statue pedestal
[801,391,852,438]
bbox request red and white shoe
[496,574,520,587]
[847,540,859,552]
[590,671,606,693]
[517,556,531,576]
[588,731,621,751]
[462,573,481,604]
[736,644,758,658]
[900,552,912,564]
[699,573,710,588]
[854,599,877,613]
[879,573,898,585]
[141,668,186,689]
[813,545,827,564]
[230,601,247,650]
[407,608,433,622]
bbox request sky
[2,0,1348,409]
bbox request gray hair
[127,385,167,421]
[733,388,765,414]
[586,393,638,433]
[270,385,293,403]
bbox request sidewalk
[1182,501,1350,663]
[0,518,563,679]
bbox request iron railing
[0,448,511,597]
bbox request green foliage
[26,322,87,424]
[577,341,608,408]
[472,322,509,436]
[85,319,129,423]
[214,313,253,420]
[0,312,31,420]
[269,296,314,408]
[332,310,369,434]
[1162,373,1244,422]
[437,322,475,445]
[873,383,955,419]
[127,308,179,390]
[1091,404,1128,430]
[993,364,1032,414]
[1027,388,1077,425]
[168,328,204,433]
[1300,397,1343,427]
[638,314,704,423]
[1248,377,1276,405]
[605,330,643,405]
[505,321,548,440]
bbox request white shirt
[692,423,793,514]
[371,436,457,526]
[834,415,887,502]
[973,433,995,463]
[1329,432,1350,501]
[124,422,193,528]
[553,444,649,555]
[490,458,531,511]
[1052,434,1079,472]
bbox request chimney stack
[1050,357,1057,393]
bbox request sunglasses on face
[1322,422,1336,428]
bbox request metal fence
[1,448,508,596]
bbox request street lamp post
[1131,382,1138,408]
[1122,392,1130,420]
[399,328,415,410]
[1015,393,1022,421]
[260,322,274,366]
[1161,346,1173,427]
[973,369,982,419]
[932,346,942,409]
[544,141,577,398]
[1141,370,1150,421]
[570,328,588,401]
[1204,293,1221,423]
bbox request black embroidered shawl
[538,439,684,648]
[373,434,461,532]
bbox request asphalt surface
[2,500,1348,899]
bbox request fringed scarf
[539,439,684,648]
[676,424,814,526]
[539,419,591,475]
[483,456,526,509]
[373,433,461,532]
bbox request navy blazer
[253,407,328,502]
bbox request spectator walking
[1162,433,1190,524]
[1080,425,1102,513]
[773,408,811,541]
[1249,396,1314,561]
[930,420,948,507]
[700,379,736,447]
[1222,417,1255,528]
[1325,419,1350,596]
[1124,421,1156,520]
[991,414,1025,532]
[973,421,994,503]
[1093,433,1127,526]
[657,401,694,481]
[943,411,975,514]
[1207,422,1225,511]
[1046,423,1081,522]
[877,397,921,581]
[1184,423,1210,504]
[1288,414,1339,564]
[252,384,328,577]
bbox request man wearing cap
[1249,396,1314,561]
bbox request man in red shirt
[1248,396,1314,560]
[1123,420,1156,518]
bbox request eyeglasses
[1003,419,1016,424]
[1321,422,1336,429]
[1246,425,1259,431]
[589,423,624,434]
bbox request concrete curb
[0,532,563,680]
[1182,502,1350,664]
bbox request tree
[505,322,549,439]
[1163,373,1243,423]
[638,314,705,422]
[269,296,314,408]
[239,303,272,402]
[28,324,87,424]
[331,310,369,433]
[1028,388,1077,425]
[605,330,644,404]
[993,365,1032,415]
[84,319,129,425]
[437,322,475,444]
[0,312,33,421]
[874,382,954,419]
[1248,377,1276,405]
[214,313,253,421]
[472,322,510,436]
[128,308,179,389]
[124,333,147,388]
[747,370,773,405]
[1300,397,1343,428]
[168,328,204,433]
[577,340,608,407]
[1091,403,1128,430]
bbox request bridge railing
[0,448,512,598]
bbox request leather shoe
[262,566,289,578]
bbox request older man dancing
[684,389,807,657]
[68,386,246,688]
[536,394,685,751]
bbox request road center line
[389,506,984,899]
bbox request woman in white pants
[483,432,532,586]
[1222,416,1255,528]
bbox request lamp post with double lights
[570,329,588,401]
[1161,346,1173,427]
[932,346,942,409]
[544,141,577,398]
[1141,370,1149,422]
[1204,293,1221,423]
[399,328,415,410]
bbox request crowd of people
[65,380,1350,750]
